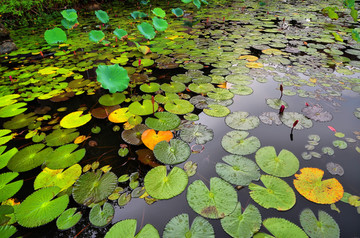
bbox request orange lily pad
[238,55,258,62]
[141,129,173,150]
[293,167,344,204]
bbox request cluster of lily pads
[0,0,360,237]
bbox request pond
[0,0,360,237]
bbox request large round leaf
[95,10,109,23]
[180,123,214,145]
[144,166,188,199]
[153,139,191,165]
[98,93,126,106]
[129,100,159,116]
[161,82,186,93]
[249,175,296,211]
[141,129,173,150]
[145,112,181,131]
[203,104,230,117]
[96,64,130,93]
[266,98,288,110]
[263,218,308,238]
[0,103,27,118]
[121,124,148,145]
[60,111,92,129]
[56,208,82,230]
[89,30,105,43]
[152,17,168,31]
[3,113,37,130]
[0,172,23,202]
[221,130,261,155]
[152,7,166,18]
[44,28,67,45]
[187,177,237,219]
[45,144,85,169]
[216,155,260,186]
[255,146,299,177]
[61,9,77,21]
[105,219,159,238]
[165,99,194,115]
[137,22,156,40]
[15,186,69,228]
[221,202,261,238]
[171,8,184,17]
[225,111,260,130]
[163,213,214,238]
[45,128,79,147]
[302,104,333,122]
[89,202,114,227]
[300,209,340,238]
[280,112,313,130]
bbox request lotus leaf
[203,104,230,117]
[0,225,16,238]
[326,162,344,176]
[61,9,77,21]
[99,93,126,106]
[255,146,299,177]
[140,83,160,93]
[56,208,82,230]
[0,102,27,118]
[113,29,128,40]
[34,164,82,191]
[141,129,173,150]
[7,144,53,172]
[216,155,260,186]
[72,170,117,206]
[163,213,214,238]
[207,88,234,100]
[259,112,282,125]
[121,124,148,145]
[225,111,260,130]
[263,218,308,238]
[165,99,194,115]
[152,17,168,31]
[137,22,156,40]
[152,8,166,18]
[187,177,237,219]
[171,8,184,17]
[144,166,188,199]
[302,104,333,122]
[0,94,20,107]
[280,112,313,130]
[220,202,261,238]
[249,175,296,211]
[60,111,92,129]
[15,186,69,228]
[180,123,214,145]
[300,208,340,238]
[230,85,254,95]
[3,112,37,130]
[129,100,159,116]
[161,82,186,93]
[266,98,288,110]
[105,219,159,238]
[131,11,148,19]
[44,28,67,45]
[108,108,133,123]
[294,167,344,204]
[188,83,215,94]
[45,128,79,147]
[221,130,261,155]
[0,146,17,170]
[95,10,109,23]
[96,64,130,93]
[89,202,114,227]
[0,172,23,202]
[145,112,180,131]
[153,139,191,165]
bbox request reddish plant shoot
[279,105,285,114]
[293,120,299,128]
[138,59,141,66]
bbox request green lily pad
[96,64,130,93]
[230,85,254,96]
[89,202,114,227]
[171,8,184,17]
[121,124,148,145]
[188,83,215,94]
[137,22,156,40]
[72,170,117,206]
[180,123,214,145]
[216,155,260,186]
[255,146,299,177]
[56,208,82,230]
[165,99,194,115]
[45,128,79,147]
[7,144,53,172]
[15,186,69,228]
[259,112,282,125]
[3,113,37,130]
[152,7,166,18]
[44,28,67,45]
[0,146,17,170]
[105,219,159,238]
[0,94,20,108]
[145,112,181,131]
[221,202,262,238]
[249,175,296,211]
[144,166,188,199]
[61,9,77,21]
[263,218,308,238]
[140,83,160,93]
[203,104,230,117]
[225,111,260,130]
[99,93,126,106]
[187,177,237,219]
[207,88,234,100]
[153,139,191,165]
[266,98,288,110]
[0,103,27,118]
[221,130,261,155]
[163,213,215,238]
[0,130,13,146]
[152,17,168,31]
[129,100,159,115]
[113,29,128,40]
[280,112,313,130]
[0,172,23,202]
[0,225,16,238]
[300,208,339,238]
[95,10,109,23]
[161,82,186,93]
[332,140,347,149]
[60,111,92,129]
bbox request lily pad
[326,162,344,176]
[161,82,186,93]
[300,208,340,238]
[95,10,109,23]
[225,111,260,130]
[171,8,184,17]
[188,83,215,94]
[0,146,17,170]
[60,111,92,129]
[113,29,128,40]
[255,146,299,177]
[141,129,173,150]
[145,112,181,131]
[89,202,114,227]
[3,113,37,130]
[163,213,214,238]
[0,172,23,202]
[230,85,253,96]
[45,128,79,147]
[99,93,126,106]
[280,112,313,130]
[249,175,296,211]
[152,7,166,18]
[56,208,82,230]
[266,98,288,110]
[108,107,133,123]
[180,123,214,145]
[89,30,105,43]
[207,88,234,100]
[302,104,333,122]
[221,130,261,155]
[165,99,194,115]
[0,94,20,108]
[129,100,159,116]
[96,64,130,93]
[140,83,160,93]
[259,112,282,125]
[203,104,230,117]
[216,155,260,186]
[0,103,27,118]
[105,219,159,238]
[153,139,191,165]
[263,218,308,238]
[15,186,69,228]
[44,28,67,45]
[121,124,148,145]
[332,140,347,149]
[220,202,262,238]
[0,225,17,238]
[187,177,237,219]
[137,22,156,40]
[144,166,188,199]
[152,17,168,31]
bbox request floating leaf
[300,208,340,238]
[99,93,126,106]
[180,123,214,145]
[153,139,191,165]
[60,111,92,129]
[171,8,184,17]
[207,88,234,100]
[302,104,333,122]
[89,202,114,227]
[137,22,156,40]
[0,225,17,238]
[280,112,313,130]
[113,29,128,40]
[266,98,288,110]
[61,9,77,21]
[0,103,27,118]
[184,161,197,177]
[322,147,334,155]
[161,82,186,93]
[129,100,159,116]
[164,99,194,115]
[96,64,130,93]
[95,10,109,23]
[293,167,344,204]
[187,177,237,219]
[326,162,344,176]
[263,218,308,238]
[0,172,23,202]
[0,146,17,170]
[56,208,82,230]
[221,202,261,238]
[216,155,260,186]
[145,112,181,131]
[131,11,148,19]
[141,129,173,150]
[105,219,159,238]
[45,128,79,147]
[332,140,347,149]
[121,124,148,145]
[225,111,260,130]
[163,213,214,238]
[0,94,20,108]
[152,7,166,18]
[3,113,37,130]
[259,112,282,125]
[140,83,160,93]
[108,107,133,123]
[249,175,296,211]
[15,186,69,228]
[117,193,131,206]
[152,17,168,31]
[221,130,261,155]
[203,104,230,117]
[44,28,67,45]
[255,146,299,177]
[144,166,188,199]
